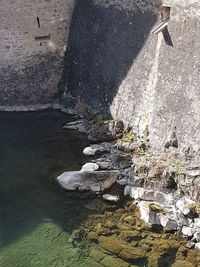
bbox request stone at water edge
[56,170,120,192]
[103,194,120,202]
[81,163,99,172]
[83,147,97,156]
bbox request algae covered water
[0,111,93,267]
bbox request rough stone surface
[64,0,200,160]
[56,170,120,192]
[83,147,97,156]
[81,163,99,172]
[88,120,124,142]
[0,0,74,108]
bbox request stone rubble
[57,120,200,250]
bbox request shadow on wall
[64,0,161,118]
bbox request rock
[171,260,195,267]
[56,170,120,192]
[125,187,174,205]
[81,163,99,172]
[123,215,135,225]
[159,215,178,231]
[176,197,195,216]
[91,142,114,153]
[195,243,200,250]
[98,236,124,255]
[194,218,200,229]
[102,194,120,202]
[185,241,195,249]
[118,246,145,262]
[63,120,88,133]
[138,201,160,225]
[87,231,99,241]
[101,255,129,267]
[83,147,97,156]
[97,161,111,170]
[89,249,106,262]
[88,120,124,142]
[192,231,200,242]
[182,226,195,237]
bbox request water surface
[0,111,91,267]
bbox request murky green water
[0,111,93,267]
[1,111,199,267]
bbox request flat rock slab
[56,170,120,192]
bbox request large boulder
[56,170,120,192]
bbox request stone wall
[64,0,200,155]
[0,0,74,110]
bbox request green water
[0,111,92,267]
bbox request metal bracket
[151,20,169,34]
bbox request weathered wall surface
[65,0,200,154]
[0,0,74,109]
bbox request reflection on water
[0,111,92,267]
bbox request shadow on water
[65,0,161,117]
[0,111,93,252]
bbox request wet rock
[119,230,141,242]
[101,255,129,267]
[98,236,124,254]
[87,231,99,241]
[63,120,89,133]
[81,163,99,172]
[84,259,104,267]
[123,215,135,225]
[83,147,97,156]
[88,120,124,142]
[119,246,145,262]
[97,161,110,170]
[56,170,120,192]
[89,248,106,262]
[185,241,195,249]
[171,260,194,267]
[102,194,120,202]
[84,199,107,212]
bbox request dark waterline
[0,111,92,266]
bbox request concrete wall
[64,0,200,154]
[0,0,74,109]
